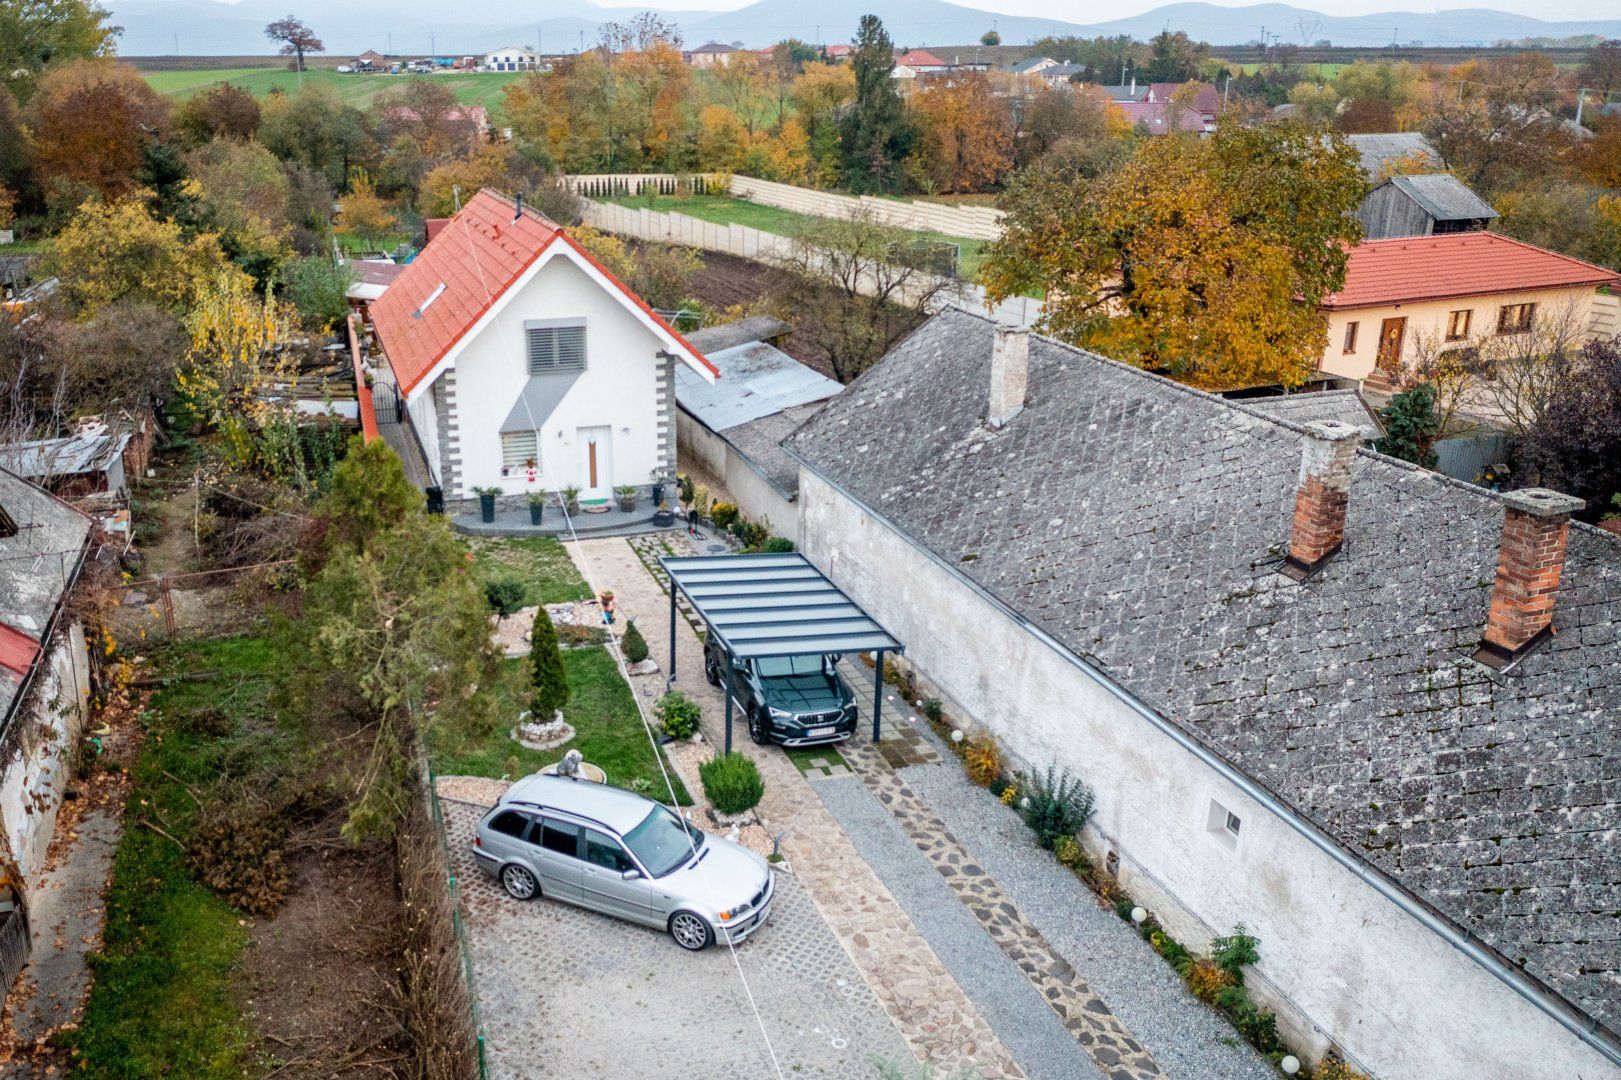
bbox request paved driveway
[442,798,912,1080]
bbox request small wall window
[1496,303,1536,335]
[1206,798,1242,852]
[1342,321,1358,354]
[1446,309,1472,341]
[501,430,538,472]
[527,322,586,374]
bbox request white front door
[577,426,612,501]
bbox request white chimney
[988,324,1029,429]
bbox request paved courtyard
[442,797,912,1079]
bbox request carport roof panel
[660,553,903,659]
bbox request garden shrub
[1053,834,1089,872]
[621,618,649,664]
[1020,765,1096,849]
[762,537,795,553]
[1113,896,1136,921]
[555,623,609,648]
[962,735,1002,786]
[1312,1056,1372,1080]
[699,752,764,815]
[530,607,570,718]
[1210,924,1261,981]
[1186,958,1234,1003]
[1230,1001,1283,1054]
[655,691,702,740]
[920,697,943,724]
[709,501,739,528]
[1148,928,1194,973]
[732,519,769,550]
[484,576,526,617]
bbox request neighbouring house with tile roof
[1357,173,1498,241]
[683,42,741,67]
[361,189,717,515]
[893,48,948,74]
[676,318,840,544]
[0,466,93,992]
[784,307,1621,1080]
[1318,232,1621,387]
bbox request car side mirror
[731,656,747,670]
[621,868,641,881]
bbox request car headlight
[768,707,792,719]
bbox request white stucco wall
[677,412,800,544]
[433,256,669,501]
[0,624,90,890]
[796,469,1620,1080]
[1320,286,1607,382]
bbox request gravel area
[895,739,1276,1080]
[816,774,1102,1080]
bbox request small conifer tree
[530,607,570,719]
[621,618,649,664]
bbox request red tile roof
[370,189,716,396]
[1116,100,1210,133]
[895,49,945,68]
[1322,232,1621,310]
[1148,81,1220,113]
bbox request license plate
[808,726,836,737]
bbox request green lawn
[430,648,692,804]
[602,192,989,281]
[64,637,281,1078]
[142,66,525,118]
[469,535,593,607]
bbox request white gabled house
[364,189,718,512]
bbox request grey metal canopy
[660,552,904,750]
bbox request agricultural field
[141,65,525,116]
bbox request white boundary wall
[563,173,1005,241]
[578,199,1043,328]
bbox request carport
[660,553,904,753]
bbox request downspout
[786,454,1621,1072]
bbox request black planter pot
[479,493,496,523]
[651,482,664,508]
[653,509,675,527]
[529,503,544,525]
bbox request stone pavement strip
[841,738,1167,1080]
[568,534,1024,1079]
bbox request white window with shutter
[525,320,586,374]
[501,431,538,472]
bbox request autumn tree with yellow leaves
[984,123,1366,390]
[336,169,397,249]
[909,72,1014,193]
[44,194,238,316]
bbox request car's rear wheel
[668,910,713,951]
[501,863,540,900]
[704,652,722,687]
[747,707,769,745]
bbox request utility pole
[173,33,179,56]
[1223,73,1231,108]
[579,30,585,54]
[1575,88,1586,127]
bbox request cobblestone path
[571,535,1024,1079]
[839,734,1167,1080]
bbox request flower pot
[479,493,496,523]
[529,503,544,525]
[565,499,579,516]
[653,509,675,527]
[651,482,664,507]
[618,496,637,513]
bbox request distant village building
[1357,173,1498,241]
[1318,232,1621,388]
[354,49,387,69]
[482,46,543,72]
[892,49,947,76]
[683,42,740,67]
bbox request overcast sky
[597,0,1617,23]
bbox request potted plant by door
[562,486,581,516]
[615,485,638,513]
[649,469,665,510]
[474,486,502,523]
[528,492,545,525]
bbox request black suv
[703,643,858,746]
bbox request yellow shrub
[962,735,1002,786]
[1053,834,1087,871]
[1313,1058,1372,1080]
[999,785,1018,806]
[1186,958,1234,1003]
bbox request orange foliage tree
[25,60,169,203]
[909,73,1013,193]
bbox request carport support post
[871,648,885,743]
[724,660,734,754]
[667,582,677,688]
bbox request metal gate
[373,380,403,425]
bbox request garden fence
[103,560,297,641]
[423,759,490,1079]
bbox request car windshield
[622,804,704,878]
[754,654,827,678]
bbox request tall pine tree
[840,16,913,193]
[530,607,571,720]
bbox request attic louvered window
[526,322,586,374]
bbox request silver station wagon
[471,773,774,951]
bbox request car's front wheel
[747,707,769,745]
[704,652,722,687]
[668,910,713,951]
[501,863,540,900]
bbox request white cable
[450,193,788,1080]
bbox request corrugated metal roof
[675,340,841,434]
[0,433,127,478]
[1388,174,1498,223]
[1344,133,1441,178]
[662,553,902,659]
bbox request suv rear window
[488,810,529,838]
[755,654,827,677]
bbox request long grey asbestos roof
[1388,174,1499,223]
[1345,132,1442,178]
[675,339,841,434]
[786,308,1621,1037]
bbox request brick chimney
[1281,419,1363,581]
[1473,488,1585,669]
[987,324,1028,429]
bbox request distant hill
[103,0,1621,56]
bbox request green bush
[732,519,769,550]
[1020,765,1096,849]
[530,607,570,717]
[484,577,526,616]
[1210,924,1261,981]
[655,690,702,740]
[699,752,764,815]
[1376,383,1441,468]
[620,618,649,664]
[921,697,943,723]
[762,536,795,553]
[709,501,739,528]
